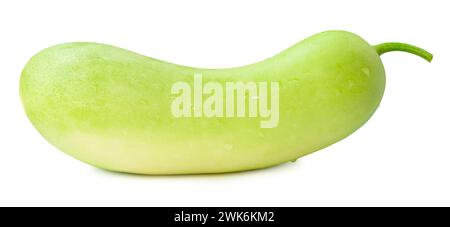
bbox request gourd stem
[374,42,433,62]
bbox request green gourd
[20,31,432,174]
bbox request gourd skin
[20,31,385,174]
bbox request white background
[1,0,449,207]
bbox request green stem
[374,42,433,62]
